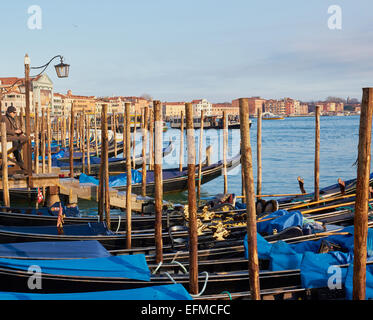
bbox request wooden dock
[58,177,153,213]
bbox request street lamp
[54,58,70,78]
[24,53,70,180]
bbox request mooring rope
[191,271,209,298]
[152,261,163,274]
[171,260,188,274]
[164,272,177,284]
[115,215,121,233]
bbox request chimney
[67,90,72,96]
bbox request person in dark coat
[1,105,27,169]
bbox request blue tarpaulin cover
[244,226,373,299]
[345,264,373,300]
[79,171,142,187]
[257,210,303,235]
[0,254,150,281]
[0,222,114,236]
[0,284,192,300]
[0,241,110,259]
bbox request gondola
[0,218,363,297]
[0,205,185,231]
[109,152,241,195]
[0,284,193,300]
[277,173,373,208]
[53,140,174,173]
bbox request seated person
[1,106,27,169]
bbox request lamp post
[23,53,70,182]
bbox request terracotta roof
[163,102,185,105]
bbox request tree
[140,93,153,101]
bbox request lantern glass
[54,63,70,78]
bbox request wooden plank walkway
[58,177,152,213]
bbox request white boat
[262,112,285,120]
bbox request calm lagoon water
[73,115,368,214]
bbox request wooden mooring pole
[101,104,110,230]
[149,110,154,171]
[142,107,149,197]
[314,105,320,202]
[125,102,132,249]
[257,106,262,198]
[179,111,184,172]
[185,102,198,295]
[197,110,204,201]
[154,100,163,263]
[132,111,137,170]
[47,108,52,173]
[69,104,74,177]
[239,98,260,300]
[1,122,10,206]
[223,111,228,194]
[353,88,373,300]
[34,103,39,174]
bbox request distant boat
[262,112,285,120]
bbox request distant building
[0,74,53,117]
[231,97,265,116]
[192,99,212,116]
[211,102,239,116]
[263,99,286,115]
[65,90,96,114]
[163,102,186,119]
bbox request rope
[152,261,163,274]
[171,251,181,263]
[220,291,232,300]
[165,272,177,284]
[171,260,188,274]
[191,271,209,298]
[115,215,121,233]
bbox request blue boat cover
[244,226,373,299]
[257,210,303,235]
[244,226,357,272]
[0,284,192,300]
[0,254,150,281]
[0,241,110,259]
[79,171,142,187]
[0,222,114,236]
[345,264,373,300]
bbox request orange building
[211,102,239,116]
[232,97,265,116]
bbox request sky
[0,1,373,103]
